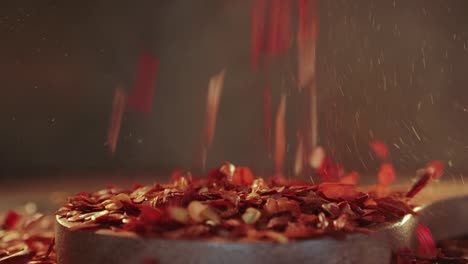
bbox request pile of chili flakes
[56,163,416,243]
[2,160,467,264]
[0,204,55,264]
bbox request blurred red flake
[2,210,21,229]
[318,183,359,200]
[406,161,445,199]
[298,0,318,39]
[106,87,126,155]
[426,160,444,180]
[378,163,396,186]
[265,0,292,56]
[416,223,437,258]
[250,0,293,70]
[127,52,158,113]
[339,171,359,185]
[370,140,389,160]
[264,85,271,151]
[233,167,255,185]
[297,0,318,88]
[316,156,343,182]
[251,0,267,70]
[138,205,164,224]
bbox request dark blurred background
[1,0,468,186]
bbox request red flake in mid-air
[370,140,389,160]
[340,171,359,185]
[106,87,126,155]
[310,147,344,182]
[274,95,287,176]
[318,183,360,200]
[316,157,343,182]
[415,223,437,258]
[378,163,396,186]
[250,0,293,70]
[250,0,268,70]
[127,52,158,113]
[406,161,445,199]
[298,0,318,39]
[297,0,318,88]
[426,160,444,179]
[265,0,292,56]
[264,85,271,152]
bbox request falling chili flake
[251,0,268,71]
[202,69,226,168]
[339,171,359,185]
[264,85,272,152]
[0,206,56,263]
[293,134,305,177]
[378,163,397,187]
[406,161,445,199]
[416,223,437,258]
[370,140,389,160]
[274,94,286,176]
[298,0,318,39]
[106,87,127,155]
[297,0,318,89]
[310,146,343,182]
[425,160,444,179]
[127,52,158,113]
[251,0,293,70]
[265,0,292,56]
[298,0,319,163]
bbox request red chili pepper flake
[263,84,272,152]
[265,0,292,56]
[127,52,158,114]
[0,206,56,264]
[2,211,21,230]
[378,163,397,187]
[298,0,318,39]
[232,167,255,186]
[56,156,445,244]
[370,140,389,160]
[391,225,468,263]
[425,160,444,180]
[250,0,293,70]
[250,0,268,70]
[406,161,445,199]
[297,0,318,88]
[339,171,359,185]
[318,183,360,200]
[106,87,126,155]
[310,147,344,182]
[274,95,287,175]
[316,157,343,183]
[416,223,437,258]
[138,205,165,224]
